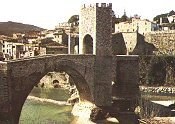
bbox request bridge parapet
[5,54,94,62]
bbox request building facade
[115,18,158,35]
[0,40,24,60]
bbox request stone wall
[96,4,112,56]
[0,54,141,123]
[114,55,140,99]
[122,32,137,54]
[79,4,96,54]
[112,32,156,55]
[145,31,175,55]
[79,3,112,56]
[0,62,8,104]
[0,62,10,123]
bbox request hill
[0,21,45,36]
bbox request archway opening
[19,64,92,123]
[83,34,93,54]
[74,37,79,54]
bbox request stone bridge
[0,3,140,123]
[0,54,139,123]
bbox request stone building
[53,29,68,45]
[112,32,157,55]
[23,31,39,44]
[55,22,72,34]
[115,17,158,35]
[68,34,79,54]
[40,46,68,55]
[39,40,68,55]
[79,3,112,55]
[0,39,24,60]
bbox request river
[20,87,74,124]
[19,87,175,124]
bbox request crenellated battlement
[96,3,112,8]
[81,3,112,9]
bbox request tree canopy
[68,15,79,25]
[153,13,168,24]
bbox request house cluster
[113,10,175,55]
[0,22,79,60]
[0,10,175,61]
[115,10,175,34]
[115,17,158,35]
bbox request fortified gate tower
[79,3,113,106]
[79,3,112,56]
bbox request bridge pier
[94,56,113,106]
[0,62,13,123]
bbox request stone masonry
[145,30,175,55]
[0,3,139,124]
[79,3,112,56]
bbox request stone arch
[11,60,92,124]
[83,34,93,54]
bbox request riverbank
[27,96,71,106]
[140,86,175,94]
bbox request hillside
[0,21,45,36]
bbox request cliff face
[0,21,44,36]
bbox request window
[3,45,5,48]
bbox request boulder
[90,107,108,122]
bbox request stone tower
[79,3,112,56]
[79,3,113,106]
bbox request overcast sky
[0,0,174,29]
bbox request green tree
[68,15,79,26]
[153,13,168,23]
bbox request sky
[0,0,174,29]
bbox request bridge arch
[10,59,93,123]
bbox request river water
[20,87,175,124]
[20,88,74,124]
